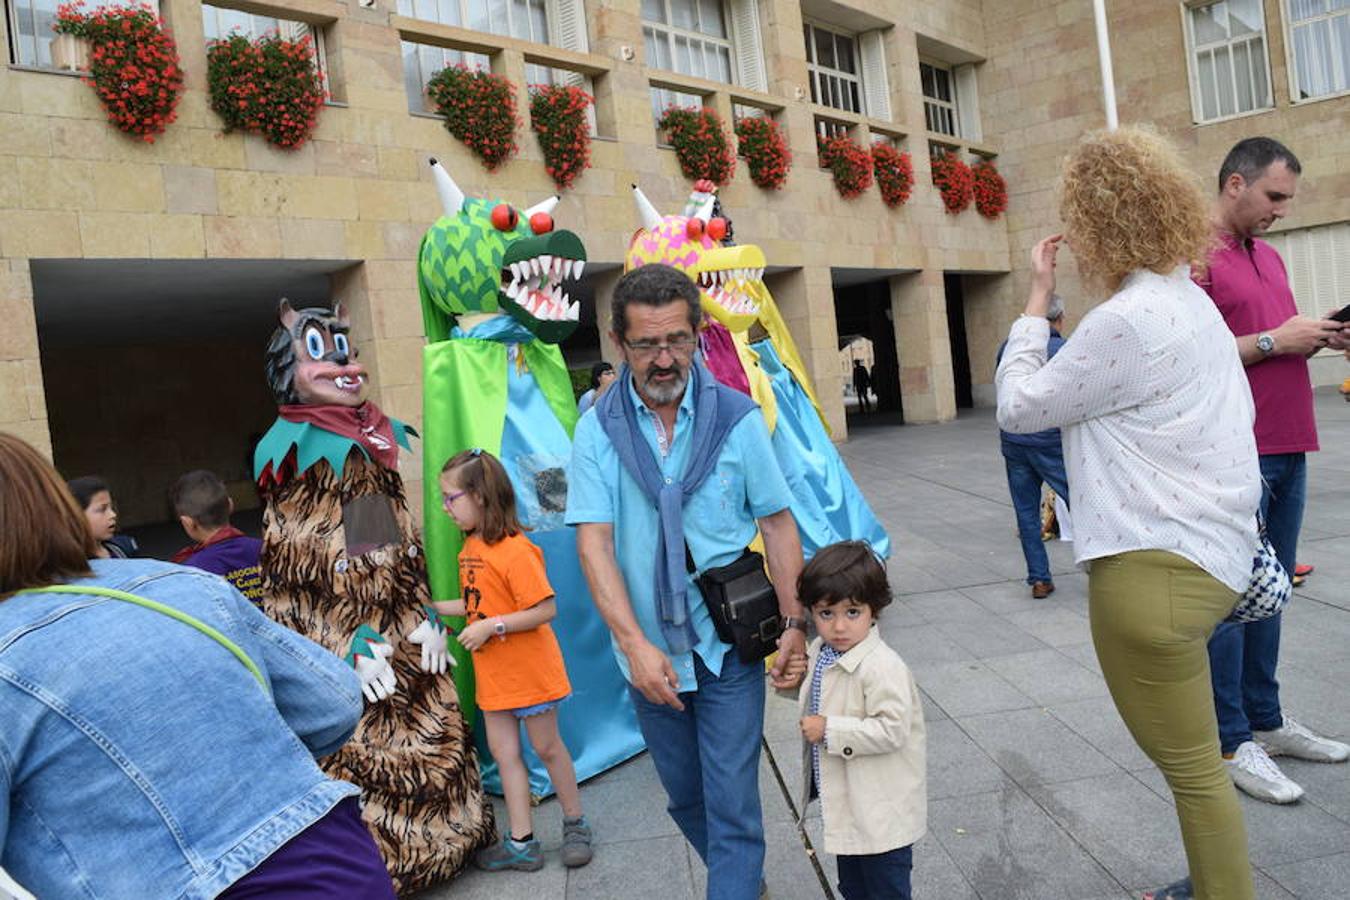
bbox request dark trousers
[837,844,913,900]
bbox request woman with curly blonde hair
[996,126,1261,900]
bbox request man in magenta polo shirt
[1201,137,1350,806]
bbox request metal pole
[1092,0,1119,130]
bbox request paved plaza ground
[427,387,1350,900]
[3,391,1345,900]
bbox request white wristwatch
[492,617,507,640]
[1256,333,1276,355]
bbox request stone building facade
[0,0,1345,527]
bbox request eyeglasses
[624,336,697,358]
[441,489,468,511]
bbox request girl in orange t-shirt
[433,449,592,873]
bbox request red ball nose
[491,204,519,231]
[686,218,705,240]
[706,217,728,241]
[529,211,554,234]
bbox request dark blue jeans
[1207,452,1305,753]
[837,844,914,900]
[629,648,765,900]
[1002,441,1070,584]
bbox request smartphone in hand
[1329,303,1350,324]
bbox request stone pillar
[890,269,956,424]
[590,266,626,367]
[767,267,846,438]
[0,258,51,457]
[587,1,655,148]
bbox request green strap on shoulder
[17,585,270,694]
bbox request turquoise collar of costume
[253,415,415,481]
[452,315,536,343]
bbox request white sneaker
[1227,741,1304,804]
[1255,715,1350,763]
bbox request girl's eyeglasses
[442,489,468,511]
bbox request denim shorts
[507,694,570,719]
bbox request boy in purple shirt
[1199,137,1349,809]
[170,470,264,606]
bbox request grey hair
[1046,293,1065,322]
[1218,137,1301,193]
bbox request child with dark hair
[66,476,137,559]
[169,470,263,606]
[433,448,593,873]
[787,540,927,900]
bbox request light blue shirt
[566,375,791,690]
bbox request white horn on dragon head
[695,193,717,222]
[523,195,561,219]
[429,157,465,216]
[631,183,663,232]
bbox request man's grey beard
[638,365,689,406]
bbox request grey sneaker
[1227,740,1304,804]
[561,816,593,868]
[1255,715,1350,763]
[475,836,544,872]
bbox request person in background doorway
[66,476,137,559]
[851,360,872,413]
[996,294,1070,599]
[576,361,616,417]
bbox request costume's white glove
[345,625,397,703]
[406,606,455,675]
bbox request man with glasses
[567,264,806,900]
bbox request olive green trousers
[1089,550,1254,900]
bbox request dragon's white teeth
[509,262,521,280]
[568,300,579,320]
[505,281,520,299]
[573,259,585,278]
[540,254,553,274]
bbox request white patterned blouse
[996,266,1261,592]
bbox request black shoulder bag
[688,546,782,664]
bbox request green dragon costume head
[624,183,767,333]
[418,159,587,344]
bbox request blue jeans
[837,845,914,900]
[629,648,765,900]
[1002,441,1070,584]
[1208,452,1306,753]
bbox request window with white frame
[203,4,326,78]
[804,22,862,114]
[398,0,548,42]
[1285,0,1349,100]
[7,0,146,69]
[921,60,958,136]
[402,42,492,113]
[1183,0,1273,122]
[642,0,734,84]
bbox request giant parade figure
[416,159,644,795]
[627,182,890,558]
[253,299,492,893]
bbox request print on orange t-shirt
[459,531,571,712]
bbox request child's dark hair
[440,449,523,544]
[797,541,892,615]
[170,470,232,528]
[66,476,111,511]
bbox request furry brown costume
[255,300,493,894]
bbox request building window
[402,41,492,113]
[1184,0,1273,122]
[921,60,959,136]
[7,0,146,69]
[203,4,326,78]
[642,0,734,83]
[1286,0,1349,100]
[803,22,862,114]
[398,0,549,42]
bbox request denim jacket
[0,559,364,899]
